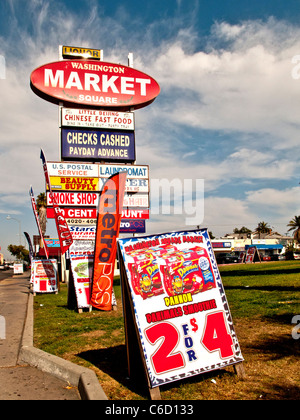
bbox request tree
[254,221,271,238]
[233,226,252,235]
[7,244,29,263]
[36,192,47,236]
[287,216,300,244]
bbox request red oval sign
[30,60,160,110]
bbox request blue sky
[1,0,300,258]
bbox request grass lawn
[33,260,300,400]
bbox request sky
[1,0,300,259]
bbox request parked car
[215,252,239,264]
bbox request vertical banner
[40,149,73,254]
[91,171,127,311]
[24,232,34,260]
[29,186,49,259]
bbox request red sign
[30,60,160,110]
[91,172,126,311]
[47,207,149,220]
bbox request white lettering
[44,69,64,88]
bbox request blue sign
[120,219,145,233]
[61,128,135,162]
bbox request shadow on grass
[249,333,300,360]
[76,345,239,399]
[220,267,300,278]
[77,345,150,398]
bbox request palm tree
[254,221,271,238]
[287,216,300,244]
[36,192,47,236]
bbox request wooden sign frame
[245,246,261,263]
[117,229,245,399]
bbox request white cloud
[148,18,300,151]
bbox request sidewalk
[0,272,107,400]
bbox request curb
[18,287,108,400]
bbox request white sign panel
[69,240,95,256]
[47,162,99,177]
[69,226,96,240]
[99,164,148,179]
[117,229,243,388]
[70,255,93,309]
[61,108,135,130]
[32,259,58,294]
[47,191,149,208]
[47,161,149,180]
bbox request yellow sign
[49,176,99,191]
[62,46,103,60]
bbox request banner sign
[47,207,149,220]
[61,108,134,130]
[47,161,99,177]
[47,191,98,207]
[30,60,160,110]
[122,209,149,220]
[61,128,136,162]
[91,172,127,311]
[99,177,149,193]
[47,161,149,180]
[47,207,97,219]
[47,191,149,208]
[120,219,146,233]
[117,229,243,389]
[70,255,93,309]
[32,259,58,294]
[49,176,99,191]
[49,175,149,193]
[99,164,148,179]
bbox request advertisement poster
[61,128,135,162]
[70,255,93,309]
[32,259,58,294]
[117,229,243,388]
[245,246,261,263]
[13,263,24,275]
